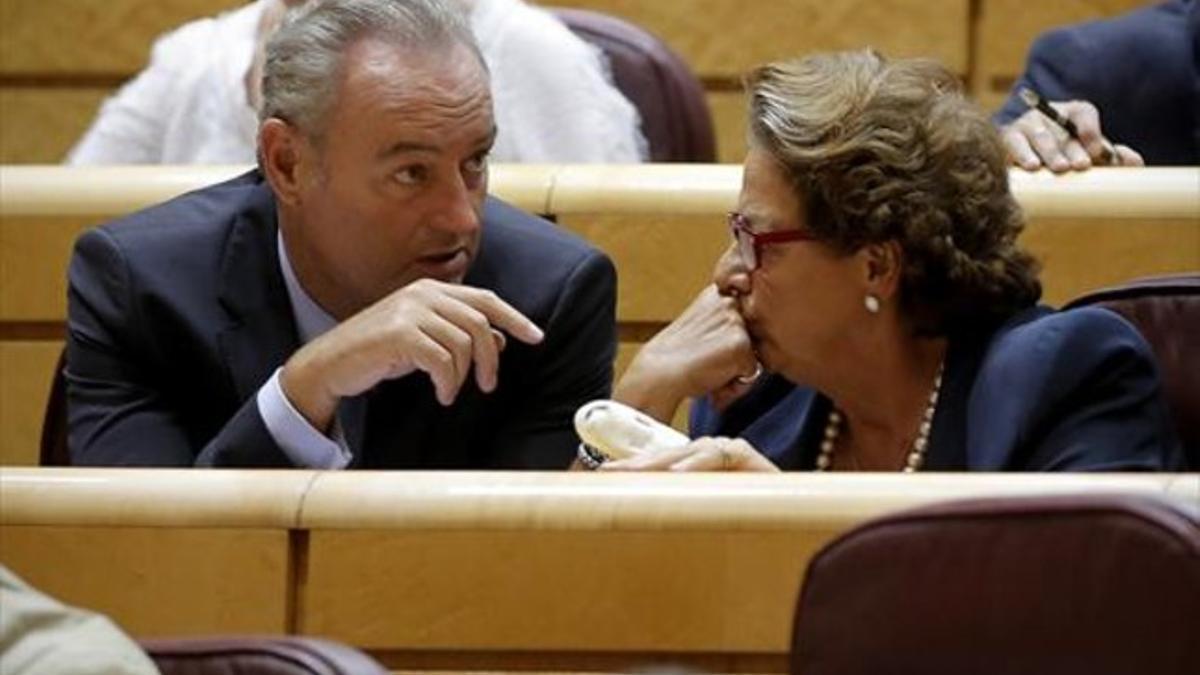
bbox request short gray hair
[261,0,482,139]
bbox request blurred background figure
[66,0,645,165]
[995,0,1199,172]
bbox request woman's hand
[598,436,779,472]
[613,285,759,423]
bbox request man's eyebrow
[376,126,498,161]
[377,140,439,160]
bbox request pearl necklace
[815,360,945,473]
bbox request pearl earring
[864,294,881,314]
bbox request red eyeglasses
[727,211,818,271]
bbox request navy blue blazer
[67,170,617,468]
[691,306,1183,471]
[994,0,1200,166]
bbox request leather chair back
[791,494,1200,675]
[1065,274,1200,467]
[552,8,716,162]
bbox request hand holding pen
[1001,88,1144,172]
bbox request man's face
[282,39,495,319]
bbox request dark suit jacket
[67,170,617,468]
[691,306,1183,471]
[994,0,1200,166]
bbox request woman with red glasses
[603,50,1182,473]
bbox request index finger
[1062,101,1112,164]
[442,285,544,345]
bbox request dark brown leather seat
[551,8,716,162]
[1064,273,1200,468]
[791,494,1200,675]
[141,636,388,675]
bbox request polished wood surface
[0,0,245,76]
[8,468,1190,528]
[0,525,291,636]
[8,164,1196,219]
[0,341,61,466]
[0,164,557,216]
[0,468,317,527]
[1,468,1195,670]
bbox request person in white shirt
[67,0,645,165]
[0,566,159,675]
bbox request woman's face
[715,147,869,383]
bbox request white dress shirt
[254,231,352,469]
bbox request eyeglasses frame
[727,211,818,271]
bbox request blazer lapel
[215,174,300,401]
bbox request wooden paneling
[302,528,830,654]
[0,0,246,76]
[0,89,109,164]
[2,468,1194,669]
[1025,218,1200,306]
[0,525,291,637]
[561,214,727,324]
[0,341,61,466]
[707,90,749,165]
[542,0,969,166]
[971,0,1148,111]
[0,216,90,322]
[539,0,970,78]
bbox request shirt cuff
[256,368,352,469]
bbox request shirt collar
[277,229,337,344]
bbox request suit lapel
[215,174,300,401]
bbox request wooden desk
[2,468,1196,672]
[0,468,315,637]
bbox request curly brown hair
[746,49,1041,336]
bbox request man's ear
[259,118,309,207]
[861,240,904,301]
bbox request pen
[1018,87,1118,165]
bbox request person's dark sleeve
[1008,310,1183,471]
[489,251,617,468]
[994,27,1101,126]
[67,228,293,467]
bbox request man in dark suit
[996,0,1199,171]
[66,0,615,468]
